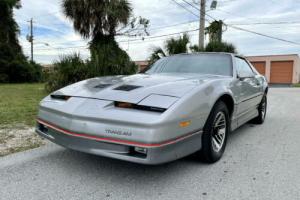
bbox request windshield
[146,54,233,76]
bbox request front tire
[200,101,230,163]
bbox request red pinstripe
[37,119,201,148]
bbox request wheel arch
[214,94,235,117]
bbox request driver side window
[235,57,255,78]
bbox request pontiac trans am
[36,53,268,164]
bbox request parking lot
[0,88,299,200]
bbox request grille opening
[114,85,142,91]
[94,84,112,89]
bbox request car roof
[168,52,245,59]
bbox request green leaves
[0,0,41,83]
[149,33,190,64]
[50,0,142,92]
[149,32,237,65]
[62,0,148,38]
[166,33,189,55]
[204,41,237,53]
[45,41,138,92]
[45,53,89,92]
[2,0,21,9]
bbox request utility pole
[27,18,34,62]
[199,0,206,49]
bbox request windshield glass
[146,54,233,76]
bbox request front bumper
[36,120,203,165]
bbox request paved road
[1,88,300,200]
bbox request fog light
[39,123,48,133]
[134,147,147,154]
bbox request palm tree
[62,0,148,44]
[62,0,149,76]
[149,33,190,64]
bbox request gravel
[0,125,44,157]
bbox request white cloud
[15,0,300,64]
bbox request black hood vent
[114,85,142,91]
[94,84,112,89]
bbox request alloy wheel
[211,112,227,152]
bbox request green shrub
[0,73,9,83]
[45,53,89,92]
[205,41,237,53]
[0,44,42,83]
[4,60,42,83]
[29,62,43,82]
[293,83,300,87]
[45,41,138,93]
[90,39,137,76]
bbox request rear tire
[200,101,230,163]
[252,94,267,124]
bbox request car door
[234,57,263,123]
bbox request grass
[0,83,48,127]
[293,83,300,87]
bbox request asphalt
[1,88,300,200]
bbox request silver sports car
[36,53,268,164]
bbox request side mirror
[238,75,253,81]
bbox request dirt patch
[0,124,45,157]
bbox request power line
[179,1,300,46]
[118,28,200,43]
[228,25,300,45]
[25,45,88,51]
[24,28,202,51]
[215,8,255,21]
[149,19,199,31]
[21,18,200,48]
[180,0,216,21]
[24,16,203,50]
[228,21,300,26]
[170,0,200,18]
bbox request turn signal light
[114,101,166,113]
[179,120,191,128]
[50,95,71,101]
[115,102,134,108]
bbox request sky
[14,0,300,64]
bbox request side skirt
[231,107,259,131]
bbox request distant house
[247,54,300,84]
[135,61,149,72]
[41,64,54,72]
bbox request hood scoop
[114,85,142,91]
[94,84,112,89]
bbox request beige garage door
[251,62,266,75]
[270,61,293,83]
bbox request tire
[200,101,230,163]
[252,94,267,124]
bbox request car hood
[52,73,227,104]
